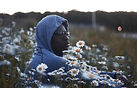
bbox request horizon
[0,0,137,15]
[1,10,137,15]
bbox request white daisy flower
[68,60,79,67]
[3,44,15,55]
[98,61,106,65]
[102,57,107,61]
[113,62,119,68]
[92,80,99,86]
[134,84,137,87]
[69,68,79,77]
[76,40,85,47]
[76,53,82,59]
[115,56,125,60]
[92,44,97,48]
[36,63,48,75]
[73,47,83,54]
[34,80,41,85]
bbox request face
[51,25,70,53]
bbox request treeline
[0,10,137,32]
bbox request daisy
[76,40,85,47]
[25,61,31,67]
[102,57,107,61]
[34,80,41,85]
[77,53,82,58]
[3,44,15,55]
[92,80,99,86]
[134,84,137,87]
[73,47,83,55]
[115,56,125,60]
[68,60,79,67]
[36,63,48,75]
[69,68,79,77]
[92,44,97,48]
[113,62,119,68]
[114,79,118,82]
[98,61,106,65]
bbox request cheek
[56,40,64,46]
[53,38,62,45]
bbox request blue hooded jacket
[25,15,70,74]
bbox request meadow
[0,23,137,88]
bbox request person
[24,15,71,86]
[25,15,128,87]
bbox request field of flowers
[0,22,137,88]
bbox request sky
[0,0,137,15]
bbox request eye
[54,31,70,36]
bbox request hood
[35,15,69,52]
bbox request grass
[70,26,137,87]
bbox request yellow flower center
[71,61,74,65]
[73,69,77,74]
[95,70,99,73]
[114,79,118,82]
[38,67,42,71]
[79,42,82,45]
[76,49,80,53]
[93,82,97,85]
[29,77,32,81]
[89,73,94,79]
[116,70,119,72]
[103,80,107,83]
